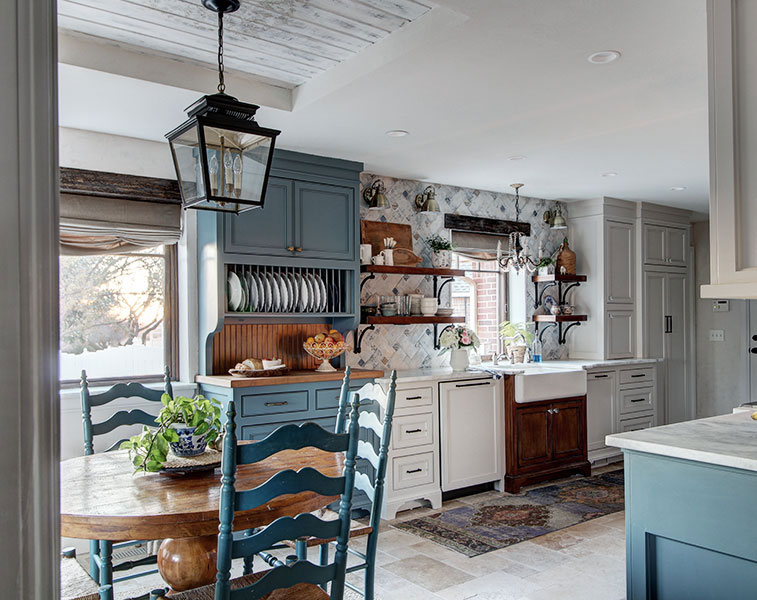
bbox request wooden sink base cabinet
[503,375,590,493]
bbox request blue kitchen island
[606,411,757,600]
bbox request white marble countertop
[606,411,757,472]
[375,368,496,384]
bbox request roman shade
[446,213,532,262]
[59,168,182,255]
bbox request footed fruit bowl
[303,330,350,372]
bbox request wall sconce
[362,179,389,210]
[415,185,440,213]
[543,203,568,230]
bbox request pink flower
[460,332,471,345]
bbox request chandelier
[496,183,537,273]
[165,0,281,214]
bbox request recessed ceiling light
[508,155,526,161]
[601,172,618,177]
[670,186,687,191]
[587,50,621,64]
[385,129,409,137]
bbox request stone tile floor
[107,466,627,600]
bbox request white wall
[693,221,749,416]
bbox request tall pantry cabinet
[638,203,692,424]
[569,198,692,426]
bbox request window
[59,245,178,384]
[450,255,505,357]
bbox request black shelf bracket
[533,279,582,309]
[353,324,376,354]
[534,320,582,345]
[359,272,376,293]
[433,323,454,350]
[433,276,455,301]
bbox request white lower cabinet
[587,364,657,463]
[439,379,503,492]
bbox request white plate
[227,271,243,312]
[275,273,289,312]
[268,273,280,312]
[315,274,327,312]
[306,274,318,312]
[250,273,258,312]
[299,274,309,312]
[239,273,248,311]
[286,273,297,312]
[255,272,267,312]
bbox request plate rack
[225,263,352,316]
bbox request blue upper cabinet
[224,177,294,257]
[295,181,355,261]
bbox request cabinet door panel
[294,181,355,260]
[605,219,635,303]
[586,372,616,452]
[551,400,585,460]
[643,271,667,359]
[606,309,635,359]
[224,177,293,256]
[665,227,689,267]
[515,405,551,468]
[644,224,667,266]
[665,272,689,423]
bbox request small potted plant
[426,234,453,268]
[536,257,555,276]
[499,321,536,363]
[439,325,480,371]
[121,394,222,473]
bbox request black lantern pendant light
[166,0,281,213]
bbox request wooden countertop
[195,368,384,388]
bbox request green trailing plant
[499,321,535,347]
[426,234,453,253]
[121,394,222,473]
[536,257,555,268]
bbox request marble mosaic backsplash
[345,173,570,372]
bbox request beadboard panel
[211,323,331,374]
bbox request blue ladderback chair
[287,369,397,600]
[79,367,173,600]
[163,397,362,600]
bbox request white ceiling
[57,0,710,214]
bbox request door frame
[1,1,60,598]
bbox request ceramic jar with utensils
[421,297,438,316]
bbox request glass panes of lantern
[168,125,202,203]
[202,125,273,206]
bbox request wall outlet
[712,300,730,312]
[709,329,725,342]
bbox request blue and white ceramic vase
[169,423,208,457]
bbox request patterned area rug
[393,470,624,557]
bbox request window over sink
[59,245,178,385]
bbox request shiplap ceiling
[57,0,433,87]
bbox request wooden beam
[444,213,531,237]
[60,167,181,204]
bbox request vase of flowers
[427,234,453,268]
[439,325,480,371]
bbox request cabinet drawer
[314,386,364,411]
[619,387,654,415]
[395,387,433,410]
[392,452,435,491]
[619,367,655,386]
[392,412,433,450]
[240,390,308,418]
[618,413,654,433]
[240,416,335,441]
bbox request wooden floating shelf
[531,274,587,283]
[360,265,466,277]
[364,316,466,325]
[532,314,588,323]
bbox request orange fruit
[306,337,315,344]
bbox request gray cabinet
[605,219,635,304]
[643,223,688,267]
[294,181,355,261]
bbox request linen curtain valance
[59,169,182,255]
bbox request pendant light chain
[514,187,521,221]
[217,10,226,93]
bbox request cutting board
[360,220,414,259]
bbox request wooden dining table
[60,446,345,592]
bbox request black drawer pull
[405,428,422,434]
[406,468,423,474]
[405,395,423,400]
[631,374,646,378]
[264,401,288,407]
[593,374,609,379]
[630,398,646,403]
[455,381,491,388]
